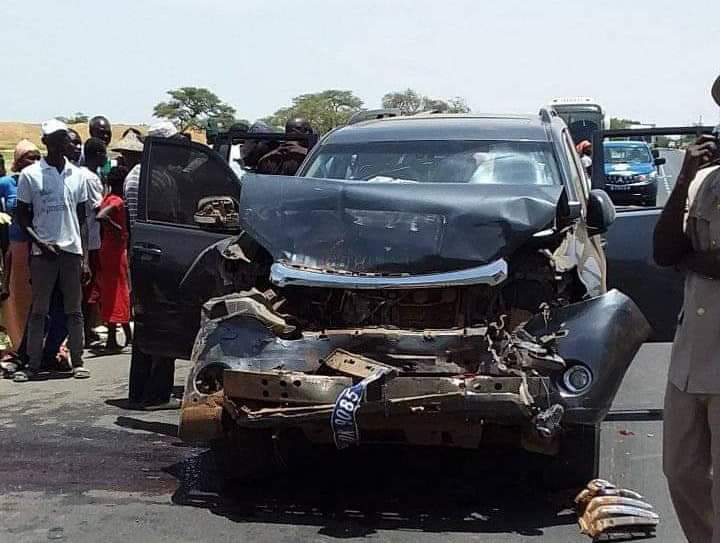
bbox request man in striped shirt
[112,131,144,228]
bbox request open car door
[132,137,243,360]
[592,126,714,341]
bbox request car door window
[143,139,240,228]
[561,131,589,202]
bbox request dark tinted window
[145,142,240,226]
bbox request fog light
[563,365,592,394]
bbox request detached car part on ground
[177,167,650,489]
[576,479,659,540]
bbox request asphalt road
[655,148,684,207]
[0,344,682,543]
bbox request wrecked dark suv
[131,113,651,487]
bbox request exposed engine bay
[277,247,582,334]
[179,231,648,455]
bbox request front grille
[607,174,638,184]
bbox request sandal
[72,367,90,379]
[13,369,36,382]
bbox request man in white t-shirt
[13,119,89,382]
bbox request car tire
[540,423,600,491]
[642,196,656,207]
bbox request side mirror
[586,189,616,234]
[654,157,666,167]
[194,196,241,229]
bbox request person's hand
[678,135,719,186]
[81,260,92,285]
[109,220,123,240]
[0,212,12,225]
[38,241,59,258]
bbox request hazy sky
[2,0,719,126]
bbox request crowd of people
[0,115,315,393]
[0,116,174,383]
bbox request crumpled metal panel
[523,289,651,424]
[224,370,351,404]
[575,479,659,540]
[323,350,400,378]
[239,174,562,274]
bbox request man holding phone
[12,119,89,382]
[654,76,720,542]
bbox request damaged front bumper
[179,290,650,451]
[220,361,565,450]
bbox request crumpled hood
[239,174,563,274]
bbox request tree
[57,112,89,125]
[609,117,641,130]
[446,97,471,114]
[382,89,423,115]
[153,87,237,131]
[381,89,471,115]
[265,90,363,134]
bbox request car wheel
[540,423,600,491]
[642,196,656,207]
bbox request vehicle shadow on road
[165,446,577,537]
[114,415,179,438]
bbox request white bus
[549,97,606,144]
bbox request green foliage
[265,90,363,134]
[381,89,470,115]
[609,117,641,130]
[381,89,423,115]
[57,112,89,125]
[153,87,237,131]
[654,136,671,148]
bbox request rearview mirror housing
[654,157,666,167]
[586,189,616,234]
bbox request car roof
[324,114,552,144]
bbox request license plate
[331,367,394,449]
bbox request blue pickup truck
[603,140,666,207]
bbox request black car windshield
[604,144,653,164]
[302,140,561,185]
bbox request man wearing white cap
[13,119,89,381]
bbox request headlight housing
[563,364,593,394]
